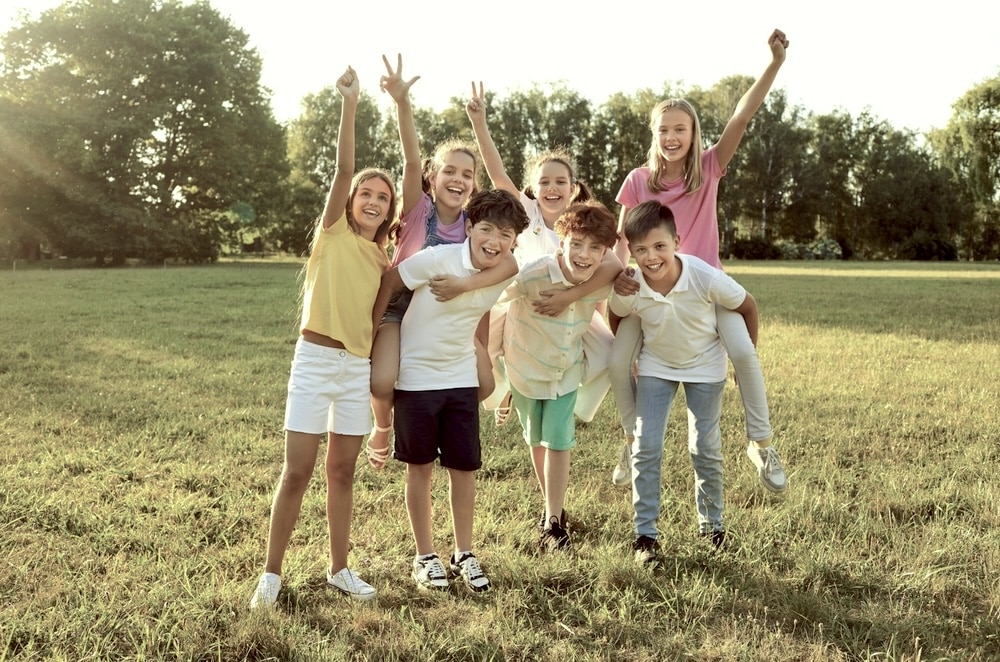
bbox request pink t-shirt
[615,146,725,269]
[390,192,468,267]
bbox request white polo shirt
[609,254,746,383]
[397,239,514,391]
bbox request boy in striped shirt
[500,201,621,551]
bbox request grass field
[1,259,999,661]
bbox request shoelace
[761,447,781,475]
[458,555,484,580]
[424,557,447,580]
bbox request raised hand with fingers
[336,65,360,101]
[466,81,486,121]
[380,53,420,103]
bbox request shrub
[731,237,782,260]
[896,230,958,261]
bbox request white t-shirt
[512,193,559,267]
[397,240,514,390]
[609,254,746,383]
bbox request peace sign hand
[466,81,486,120]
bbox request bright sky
[4,0,999,135]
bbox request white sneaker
[249,572,281,609]
[612,441,632,487]
[747,443,788,493]
[327,567,377,601]
[412,554,449,590]
[449,552,490,593]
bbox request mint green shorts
[510,386,577,451]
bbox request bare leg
[530,445,546,496]
[326,433,363,574]
[447,468,476,554]
[368,323,400,465]
[405,462,436,555]
[264,430,322,575]
[544,449,571,522]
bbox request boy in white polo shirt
[610,201,761,565]
[372,189,529,592]
[500,201,620,551]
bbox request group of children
[251,29,791,608]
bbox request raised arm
[321,66,360,228]
[381,53,423,214]
[715,29,789,170]
[466,81,518,195]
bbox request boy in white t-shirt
[609,201,761,566]
[372,189,529,592]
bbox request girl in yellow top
[250,66,395,608]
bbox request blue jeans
[631,376,726,538]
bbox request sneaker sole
[412,574,449,591]
[449,567,490,593]
[328,582,377,601]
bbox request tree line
[2,0,998,264]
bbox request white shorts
[283,338,372,436]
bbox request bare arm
[466,81,518,195]
[428,251,518,301]
[715,29,789,170]
[321,67,360,228]
[732,292,760,347]
[381,54,423,215]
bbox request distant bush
[778,238,844,261]
[896,230,958,261]
[731,237,782,260]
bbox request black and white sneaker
[539,516,571,552]
[700,530,728,552]
[632,535,660,566]
[449,552,490,592]
[537,509,568,533]
[412,554,449,590]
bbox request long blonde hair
[645,99,704,195]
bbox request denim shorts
[380,287,413,325]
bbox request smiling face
[349,175,393,241]
[465,218,518,271]
[432,150,477,214]
[629,226,681,293]
[532,160,575,223]
[558,231,608,284]
[653,107,695,167]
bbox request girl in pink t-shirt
[609,30,791,495]
[366,56,517,469]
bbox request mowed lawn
[1,259,998,661]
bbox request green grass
[2,259,999,661]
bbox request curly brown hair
[554,201,618,248]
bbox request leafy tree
[931,73,999,259]
[0,0,287,263]
[852,113,962,258]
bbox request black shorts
[393,387,481,471]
